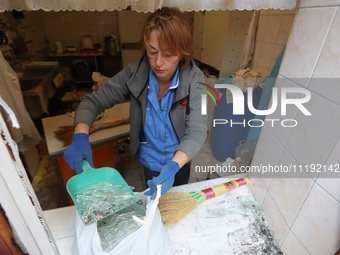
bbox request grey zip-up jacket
[75,57,207,161]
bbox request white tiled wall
[250,5,298,77]
[2,10,119,55]
[249,1,340,254]
[41,11,118,51]
[16,10,118,53]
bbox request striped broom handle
[90,117,130,133]
[190,178,249,204]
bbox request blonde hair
[139,7,193,68]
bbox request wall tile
[22,11,33,22]
[253,2,340,254]
[252,65,270,78]
[60,24,72,35]
[262,193,289,246]
[248,178,267,205]
[309,7,340,106]
[316,178,340,203]
[277,15,295,45]
[251,127,284,187]
[255,14,268,42]
[270,9,295,15]
[86,24,97,37]
[264,75,301,145]
[291,184,340,255]
[281,231,309,255]
[26,10,44,24]
[279,8,298,15]
[60,12,72,24]
[72,12,87,25]
[263,15,283,43]
[48,25,63,38]
[96,25,106,38]
[268,149,314,227]
[309,77,340,107]
[269,44,285,71]
[43,11,61,25]
[94,12,105,25]
[59,36,69,47]
[251,41,263,67]
[262,179,272,190]
[257,42,276,70]
[105,24,116,36]
[77,26,89,37]
[252,11,297,78]
[285,91,340,171]
[70,36,81,49]
[260,9,272,15]
[69,12,77,24]
[69,24,79,36]
[19,11,120,53]
[86,12,96,24]
[300,0,340,8]
[279,8,337,87]
[270,1,300,15]
[104,11,115,24]
[316,137,340,203]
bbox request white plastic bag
[72,185,173,255]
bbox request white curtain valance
[0,0,297,12]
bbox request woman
[64,7,207,199]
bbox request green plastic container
[66,160,137,224]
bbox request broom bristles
[54,126,74,147]
[158,178,250,224]
[158,192,199,224]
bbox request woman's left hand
[144,161,179,200]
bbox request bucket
[105,35,119,56]
[66,160,137,223]
[210,77,262,161]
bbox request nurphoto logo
[199,83,312,128]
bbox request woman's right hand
[63,133,94,174]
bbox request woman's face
[146,30,181,84]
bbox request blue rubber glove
[63,133,94,174]
[144,161,180,200]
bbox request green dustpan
[66,160,137,224]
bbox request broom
[54,117,129,147]
[158,177,249,224]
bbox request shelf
[47,50,103,57]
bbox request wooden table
[42,102,130,204]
